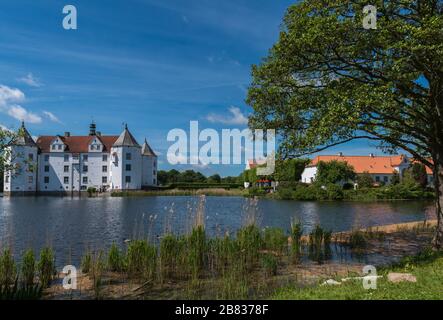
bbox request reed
[237,225,263,269]
[0,249,16,287]
[126,240,157,280]
[37,247,56,288]
[107,243,125,272]
[263,227,287,254]
[81,251,92,273]
[20,249,35,287]
[91,251,105,299]
[290,220,303,263]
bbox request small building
[3,122,157,195]
[300,153,414,185]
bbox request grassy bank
[112,188,245,197]
[273,249,443,300]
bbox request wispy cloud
[43,111,62,123]
[0,85,42,123]
[206,106,248,125]
[17,73,42,87]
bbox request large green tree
[247,0,443,247]
[0,127,19,183]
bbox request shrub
[275,188,294,200]
[0,249,16,287]
[326,184,344,200]
[21,250,35,287]
[37,248,55,288]
[293,185,317,200]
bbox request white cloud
[0,85,42,124]
[43,111,62,123]
[206,106,248,125]
[17,73,42,87]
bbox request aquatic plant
[81,251,92,273]
[348,230,368,249]
[21,249,36,287]
[290,220,303,263]
[37,247,56,288]
[91,251,105,300]
[237,224,263,269]
[186,226,207,279]
[0,279,42,300]
[126,240,157,280]
[107,243,124,272]
[263,227,287,254]
[0,249,16,287]
[261,253,278,277]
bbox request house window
[5,176,9,183]
[44,155,49,161]
[83,155,88,162]
[83,176,88,184]
[44,176,49,184]
[64,177,69,184]
[28,176,33,184]
[64,165,69,173]
[58,145,62,150]
[125,176,131,183]
[80,185,87,191]
[73,154,79,160]
[126,153,131,160]
[102,176,107,183]
[83,165,88,173]
[64,154,69,162]
[102,166,107,173]
[44,165,49,172]
[384,176,388,183]
[375,176,380,182]
[28,154,34,161]
[126,164,131,171]
[102,154,108,162]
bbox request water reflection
[0,196,434,267]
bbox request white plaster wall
[142,156,157,186]
[300,166,317,184]
[109,146,142,190]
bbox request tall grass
[0,249,16,287]
[107,243,125,272]
[126,240,157,281]
[21,250,35,287]
[37,247,55,288]
[290,220,303,263]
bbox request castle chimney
[64,132,70,137]
[89,122,96,136]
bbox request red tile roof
[36,135,118,153]
[308,155,407,174]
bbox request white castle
[3,122,158,195]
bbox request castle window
[102,154,108,162]
[51,145,55,150]
[5,176,9,183]
[83,165,88,173]
[102,166,107,173]
[58,145,62,150]
[83,176,88,184]
[44,155,49,161]
[125,164,131,171]
[64,166,69,173]
[28,154,34,161]
[126,153,131,160]
[83,155,88,162]
[102,177,107,183]
[125,176,131,183]
[44,165,49,172]
[44,176,49,184]
[73,154,79,160]
[64,177,69,184]
[64,154,69,162]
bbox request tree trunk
[432,155,443,249]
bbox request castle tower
[141,138,158,187]
[109,124,142,190]
[3,122,38,195]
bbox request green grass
[273,250,443,300]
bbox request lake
[0,196,435,266]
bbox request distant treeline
[157,169,244,186]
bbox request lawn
[273,250,443,300]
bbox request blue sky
[0,0,382,176]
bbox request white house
[300,153,433,186]
[3,122,157,195]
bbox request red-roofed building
[300,153,433,186]
[3,123,158,195]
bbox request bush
[326,184,344,200]
[247,187,267,197]
[293,185,318,200]
[275,188,294,200]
